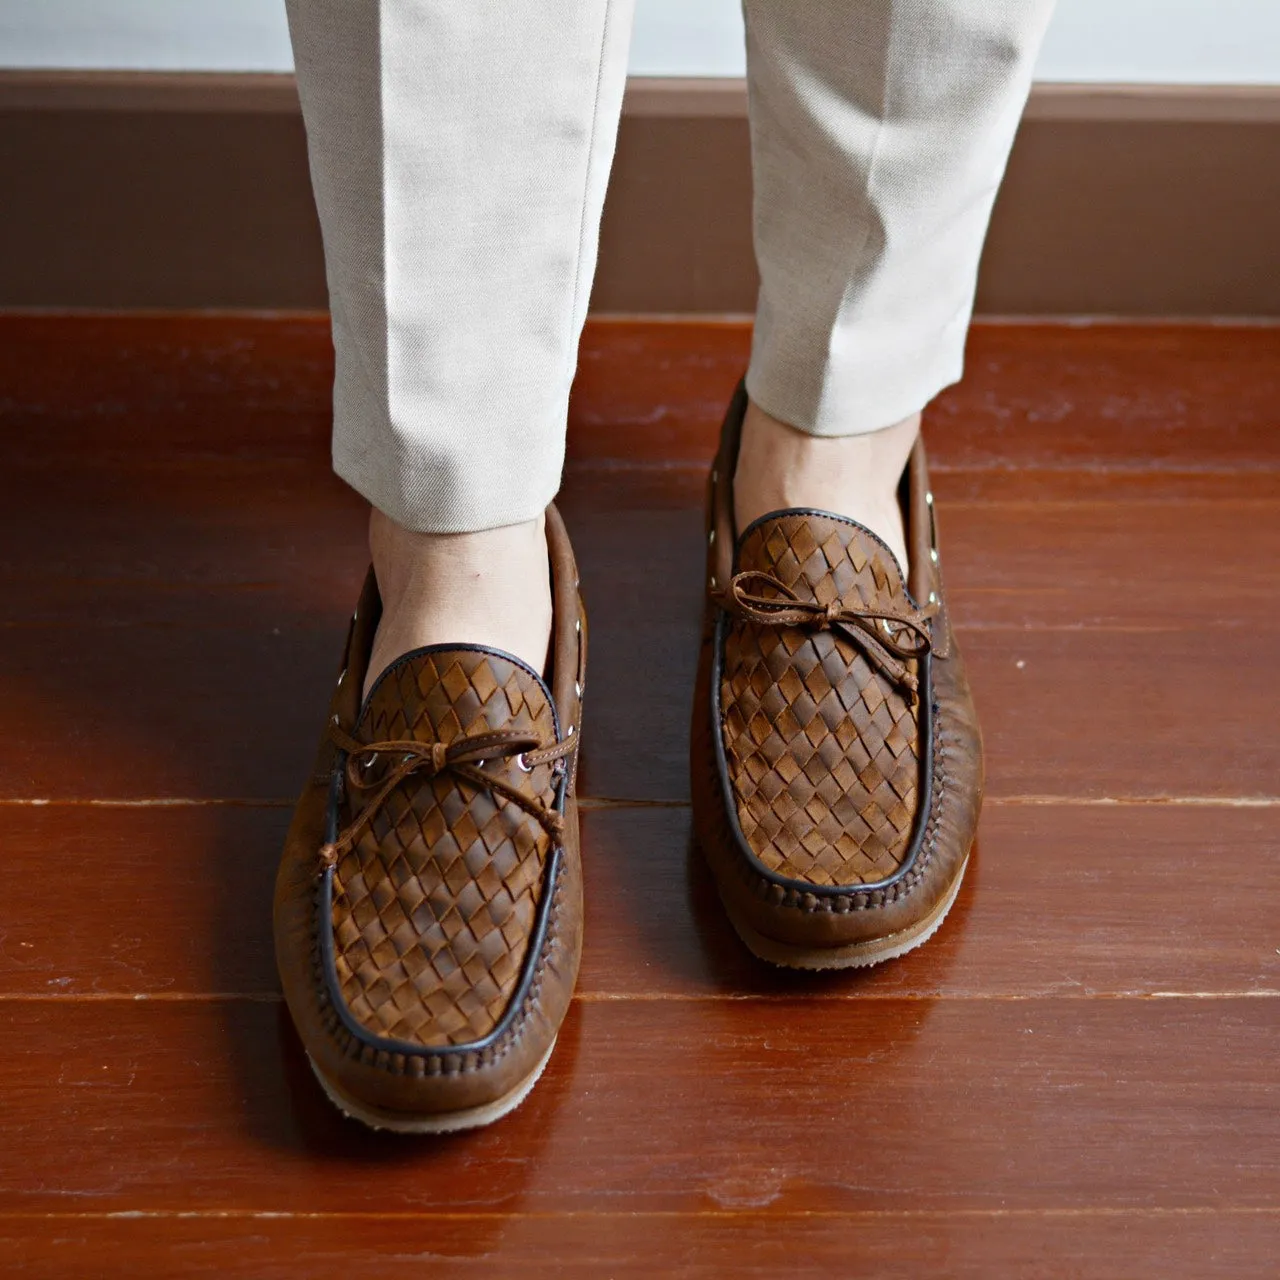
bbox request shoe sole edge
[307,1037,557,1134]
[722,855,969,971]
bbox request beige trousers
[286,0,1055,533]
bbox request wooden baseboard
[1,72,1277,314]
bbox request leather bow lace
[318,718,575,868]
[714,569,936,696]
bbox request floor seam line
[0,1206,1277,1222]
[2,991,1275,1004]
[2,795,1277,809]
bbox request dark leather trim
[316,844,564,1060]
[316,641,568,1060]
[708,508,936,898]
[357,640,563,739]
[734,506,916,591]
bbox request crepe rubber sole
[308,1038,557,1134]
[723,855,969,971]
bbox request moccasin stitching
[308,859,565,1078]
[724,680,951,916]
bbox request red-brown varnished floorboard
[0,314,1278,1277]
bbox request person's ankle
[363,508,553,701]
[734,398,920,575]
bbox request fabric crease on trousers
[286,0,1056,533]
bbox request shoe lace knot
[713,569,936,697]
[318,717,575,869]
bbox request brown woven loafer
[274,505,587,1131]
[691,384,983,969]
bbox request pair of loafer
[273,385,982,1131]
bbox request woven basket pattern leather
[331,650,556,1048]
[720,515,920,887]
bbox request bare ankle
[734,399,920,574]
[364,509,553,700]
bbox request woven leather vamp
[719,514,921,887]
[331,649,557,1048]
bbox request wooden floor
[1,315,1279,1277]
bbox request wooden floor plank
[2,999,1276,1214]
[0,623,335,801]
[2,603,1277,803]
[0,314,335,460]
[2,1209,1277,1279]
[3,461,1278,802]
[568,320,1280,473]
[2,804,1276,1001]
[4,464,1279,631]
[964,626,1280,801]
[2,316,1278,473]
[579,805,1280,1000]
[0,459,370,627]
[2,314,1278,1272]
[571,619,1280,802]
[927,323,1280,475]
[0,806,286,997]
[2,617,1276,803]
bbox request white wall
[0,0,294,73]
[2,0,1279,84]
